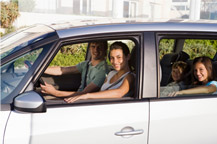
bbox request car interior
[35,39,138,103]
[159,38,217,97]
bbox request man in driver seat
[40,41,110,98]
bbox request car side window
[159,37,217,98]
[41,39,137,104]
[1,48,43,100]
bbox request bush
[159,39,175,59]
[50,52,85,66]
[0,1,19,28]
[183,40,217,59]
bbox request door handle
[115,126,144,137]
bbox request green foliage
[159,39,175,59]
[49,40,135,67]
[50,52,85,66]
[0,1,19,28]
[159,39,217,60]
[50,43,87,66]
[0,32,3,37]
[183,40,217,59]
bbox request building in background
[7,0,217,28]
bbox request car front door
[27,101,149,144]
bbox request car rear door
[149,97,217,144]
[149,31,217,144]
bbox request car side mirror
[14,91,46,113]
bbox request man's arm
[44,66,79,76]
[69,82,100,97]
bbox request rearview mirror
[14,91,46,113]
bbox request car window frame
[1,42,56,104]
[41,32,144,106]
[156,31,217,99]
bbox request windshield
[0,24,54,59]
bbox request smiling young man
[40,41,110,98]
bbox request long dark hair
[192,56,216,85]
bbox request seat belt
[82,61,90,90]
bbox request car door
[148,32,217,144]
[5,33,149,144]
[28,34,149,144]
[4,100,149,144]
[149,97,217,144]
[0,105,11,144]
[29,101,149,144]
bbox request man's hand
[40,82,57,96]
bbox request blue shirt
[206,81,217,92]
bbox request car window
[159,37,217,98]
[40,39,137,104]
[1,48,43,101]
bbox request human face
[110,49,129,71]
[89,43,106,60]
[171,68,182,82]
[194,62,209,84]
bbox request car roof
[46,18,217,38]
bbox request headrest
[130,46,136,71]
[179,51,190,61]
[160,53,179,66]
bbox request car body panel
[55,22,217,39]
[4,111,32,144]
[149,97,217,144]
[0,105,11,144]
[4,102,149,144]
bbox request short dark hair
[90,41,108,57]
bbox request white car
[1,20,217,144]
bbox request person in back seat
[161,61,189,97]
[170,56,217,96]
[64,41,135,103]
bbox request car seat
[125,46,137,98]
[129,46,136,73]
[212,61,217,78]
[160,51,190,86]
